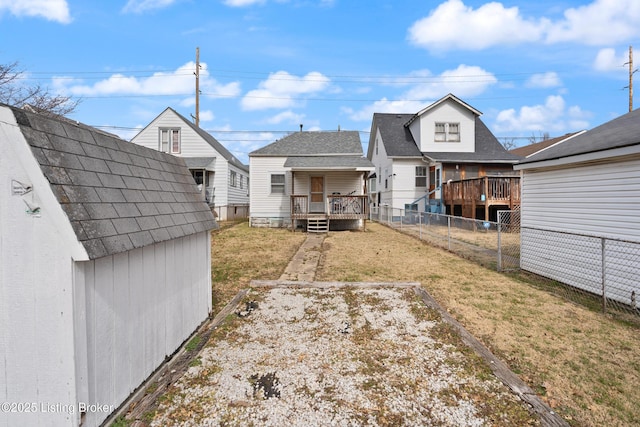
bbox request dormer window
[435,122,460,142]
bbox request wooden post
[484,176,489,220]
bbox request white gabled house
[0,104,217,427]
[367,94,521,220]
[249,130,374,232]
[515,108,640,308]
[131,107,249,221]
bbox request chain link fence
[371,206,639,320]
[521,227,640,319]
[372,206,520,271]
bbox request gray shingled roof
[9,105,217,260]
[184,156,216,170]
[250,131,363,156]
[158,107,248,173]
[284,156,374,169]
[367,113,421,158]
[519,109,640,164]
[368,113,519,163]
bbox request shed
[514,108,640,307]
[0,104,217,426]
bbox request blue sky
[2,0,638,163]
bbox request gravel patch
[152,286,536,426]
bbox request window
[435,123,446,142]
[230,171,237,187]
[435,167,441,188]
[448,123,460,141]
[271,174,285,194]
[160,128,180,153]
[415,166,427,187]
[239,175,244,189]
[434,122,460,142]
[378,167,381,184]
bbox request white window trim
[270,173,286,194]
[159,128,181,154]
[435,122,460,143]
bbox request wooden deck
[291,195,368,230]
[442,176,520,220]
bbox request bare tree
[0,61,80,116]
[499,137,518,150]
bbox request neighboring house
[515,108,640,307]
[0,104,217,427]
[131,107,250,221]
[249,130,375,232]
[367,94,521,220]
[509,131,585,158]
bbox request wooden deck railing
[442,176,520,206]
[291,194,368,219]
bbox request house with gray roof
[509,131,585,158]
[514,108,640,307]
[367,94,521,220]
[131,107,249,221]
[0,104,216,427]
[249,130,374,232]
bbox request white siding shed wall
[76,231,212,427]
[520,157,640,305]
[520,158,640,241]
[1,116,83,427]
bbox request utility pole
[628,46,634,112]
[195,47,200,127]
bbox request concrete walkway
[278,233,325,281]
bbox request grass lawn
[211,221,640,427]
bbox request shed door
[310,176,325,213]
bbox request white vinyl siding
[76,232,211,427]
[520,158,640,241]
[249,157,290,218]
[408,100,475,153]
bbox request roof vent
[299,124,303,132]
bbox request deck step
[307,217,329,233]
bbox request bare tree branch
[0,61,80,116]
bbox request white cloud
[408,0,547,51]
[526,72,561,88]
[241,71,331,111]
[55,62,241,100]
[264,110,305,125]
[408,0,640,51]
[345,65,497,121]
[343,99,427,122]
[545,0,640,45]
[404,65,497,100]
[223,0,266,6]
[593,48,629,72]
[199,110,215,122]
[122,0,176,13]
[494,95,590,133]
[0,0,71,23]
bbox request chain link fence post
[601,238,607,314]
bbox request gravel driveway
[150,284,537,426]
